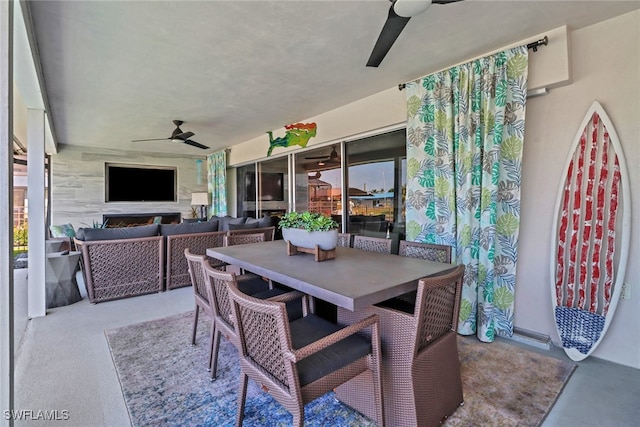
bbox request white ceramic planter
[281,228,339,251]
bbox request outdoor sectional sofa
[74,215,273,303]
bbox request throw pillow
[81,224,159,241]
[159,221,218,236]
[50,223,76,239]
[228,222,259,230]
[218,216,246,231]
[245,213,273,228]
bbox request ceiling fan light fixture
[393,0,432,18]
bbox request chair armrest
[288,314,379,362]
[266,291,309,317]
[265,290,306,303]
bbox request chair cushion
[159,221,218,236]
[289,314,372,386]
[228,222,259,230]
[78,224,159,241]
[236,275,271,296]
[251,287,304,321]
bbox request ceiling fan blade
[183,139,209,150]
[305,155,331,160]
[174,131,194,140]
[366,5,410,67]
[131,137,170,142]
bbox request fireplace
[102,212,181,228]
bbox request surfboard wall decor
[550,101,630,361]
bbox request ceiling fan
[367,0,463,67]
[305,146,340,166]
[131,120,209,150]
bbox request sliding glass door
[235,129,406,239]
[344,130,406,237]
[236,156,290,219]
[290,129,406,236]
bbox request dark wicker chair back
[227,226,276,241]
[200,252,306,380]
[413,265,464,354]
[185,249,209,306]
[166,230,227,290]
[228,285,385,427]
[184,249,218,376]
[336,264,465,427]
[223,233,265,247]
[223,232,266,278]
[75,236,164,303]
[203,262,237,331]
[337,232,351,248]
[399,240,452,263]
[353,235,392,254]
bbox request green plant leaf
[278,211,338,232]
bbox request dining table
[207,239,457,425]
[206,239,454,311]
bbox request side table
[46,251,82,309]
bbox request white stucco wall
[228,15,640,368]
[516,11,639,368]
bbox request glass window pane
[294,145,343,221]
[257,157,289,217]
[236,157,290,218]
[345,130,406,237]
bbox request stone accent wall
[50,145,207,230]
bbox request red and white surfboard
[550,101,630,361]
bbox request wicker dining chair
[228,284,385,427]
[185,249,287,379]
[353,235,392,254]
[202,261,307,380]
[223,232,265,247]
[227,226,276,242]
[337,232,352,248]
[336,264,465,427]
[222,232,270,283]
[385,241,454,311]
[399,240,452,263]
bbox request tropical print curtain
[405,45,528,342]
[207,150,227,217]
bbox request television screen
[245,172,284,202]
[106,164,177,202]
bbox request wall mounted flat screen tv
[105,164,177,202]
[245,172,285,202]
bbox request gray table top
[207,240,454,311]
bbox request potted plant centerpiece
[278,211,339,252]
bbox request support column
[0,1,15,425]
[27,108,45,318]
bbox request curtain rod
[398,36,548,91]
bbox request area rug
[105,312,575,427]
